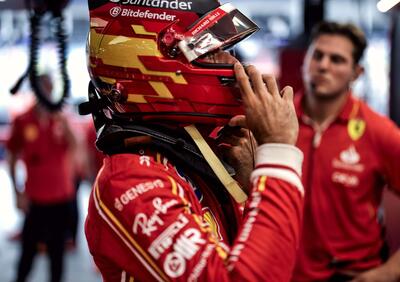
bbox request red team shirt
[293,92,400,281]
[85,143,304,281]
[6,107,75,204]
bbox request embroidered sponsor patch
[133,197,178,236]
[148,214,189,259]
[228,190,261,269]
[331,144,364,173]
[348,119,366,141]
[114,179,164,211]
[24,124,39,142]
[339,144,360,164]
[331,171,359,187]
[163,228,206,278]
[139,155,151,167]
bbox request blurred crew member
[7,74,77,282]
[293,21,400,282]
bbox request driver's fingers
[247,65,267,97]
[228,115,247,128]
[262,74,280,97]
[281,86,294,101]
[234,63,256,107]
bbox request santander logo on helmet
[87,0,259,125]
[118,0,193,11]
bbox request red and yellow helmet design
[87,0,259,125]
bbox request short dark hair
[310,21,367,64]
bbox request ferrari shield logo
[348,119,366,141]
[24,124,39,142]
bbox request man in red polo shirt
[7,74,76,282]
[292,21,400,281]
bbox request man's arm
[359,106,400,282]
[351,250,400,282]
[54,112,77,151]
[7,149,20,195]
[6,119,29,212]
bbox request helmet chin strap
[184,124,248,204]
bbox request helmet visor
[178,3,259,62]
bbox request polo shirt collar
[294,91,358,123]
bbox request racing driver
[82,0,304,281]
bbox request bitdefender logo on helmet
[110,6,122,17]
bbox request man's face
[303,34,361,99]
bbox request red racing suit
[85,143,304,281]
[293,92,400,281]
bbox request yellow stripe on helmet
[89,27,187,85]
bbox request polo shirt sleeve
[6,116,24,154]
[373,115,400,194]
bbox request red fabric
[6,107,75,204]
[293,92,400,281]
[85,149,303,281]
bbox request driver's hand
[234,63,298,146]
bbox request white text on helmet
[121,9,177,21]
[121,0,193,11]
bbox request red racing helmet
[87,0,259,125]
